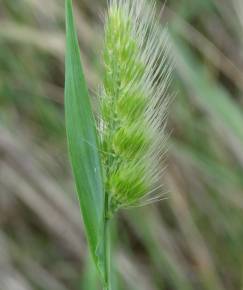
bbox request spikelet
[99,0,172,215]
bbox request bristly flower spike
[100,0,173,216]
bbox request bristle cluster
[100,0,172,214]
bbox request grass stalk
[104,217,111,290]
[65,0,171,289]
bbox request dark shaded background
[1,0,243,289]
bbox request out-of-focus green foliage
[0,0,243,290]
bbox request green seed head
[100,0,172,214]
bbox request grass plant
[65,0,171,289]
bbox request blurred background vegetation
[1,0,243,289]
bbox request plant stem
[104,190,111,290]
[104,218,111,290]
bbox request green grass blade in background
[65,0,105,280]
[172,36,243,144]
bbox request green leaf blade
[65,0,105,278]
